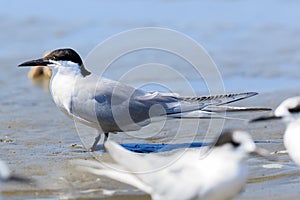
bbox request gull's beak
[18,58,51,67]
[249,115,282,123]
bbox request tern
[75,130,267,200]
[251,96,300,166]
[19,48,262,151]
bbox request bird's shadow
[120,142,209,153]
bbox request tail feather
[177,92,257,105]
[167,110,248,121]
[167,92,258,115]
[203,105,272,112]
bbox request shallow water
[1,0,300,199]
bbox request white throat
[50,61,82,77]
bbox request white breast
[284,121,300,166]
[49,70,101,129]
[50,72,75,116]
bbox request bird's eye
[288,105,300,113]
[231,141,240,147]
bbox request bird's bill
[249,115,282,123]
[5,174,33,183]
[251,147,270,157]
[18,58,51,67]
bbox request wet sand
[1,88,300,199]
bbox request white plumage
[251,96,300,166]
[75,130,266,200]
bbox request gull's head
[250,96,300,123]
[214,130,267,157]
[18,48,90,77]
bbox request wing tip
[229,91,258,98]
[245,91,258,97]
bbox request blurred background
[2,0,300,91]
[1,0,300,199]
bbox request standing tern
[251,96,300,166]
[75,130,267,200]
[19,48,261,151]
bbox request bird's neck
[80,64,91,77]
[51,64,91,79]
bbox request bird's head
[214,130,268,157]
[18,48,90,77]
[250,96,300,123]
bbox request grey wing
[68,77,146,132]
[72,75,258,130]
[69,78,172,131]
[94,77,258,116]
[93,79,164,131]
[135,92,258,116]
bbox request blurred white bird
[75,130,267,200]
[251,96,300,166]
[18,48,268,151]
